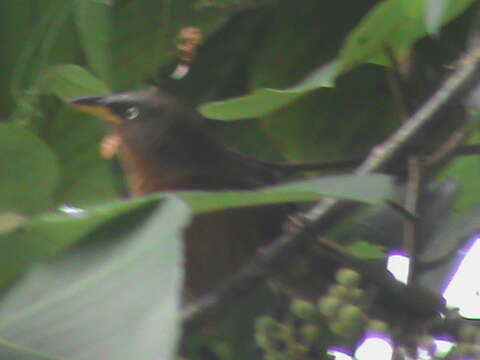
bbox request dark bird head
[69,87,210,165]
[69,87,193,135]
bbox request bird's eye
[125,106,139,120]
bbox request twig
[356,45,480,174]
[403,156,422,284]
[182,43,480,327]
[386,200,419,223]
[424,127,469,167]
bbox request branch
[403,156,422,284]
[182,44,480,328]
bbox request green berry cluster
[255,304,326,360]
[318,268,367,337]
[254,268,388,359]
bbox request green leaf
[346,241,385,260]
[198,60,339,120]
[0,196,151,290]
[0,197,188,360]
[73,0,112,83]
[0,172,390,300]
[9,0,73,97]
[439,155,480,214]
[265,174,392,204]
[339,0,476,70]
[37,64,110,100]
[199,0,475,121]
[171,174,393,213]
[0,124,59,215]
[437,113,480,214]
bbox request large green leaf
[0,197,188,360]
[339,0,476,70]
[0,196,151,290]
[0,1,46,118]
[156,174,393,212]
[199,61,339,120]
[437,123,480,214]
[4,0,79,132]
[33,65,116,206]
[197,0,475,121]
[0,124,59,215]
[37,64,111,100]
[346,241,385,260]
[0,173,391,291]
[73,0,113,83]
[8,0,74,97]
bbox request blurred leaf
[0,197,188,360]
[9,0,73,96]
[169,174,393,212]
[198,61,339,120]
[426,0,449,35]
[73,0,112,83]
[86,174,393,216]
[439,155,480,214]
[0,172,391,291]
[249,0,398,162]
[438,114,480,214]
[346,241,385,260]
[3,0,78,131]
[38,64,110,100]
[339,0,476,70]
[0,124,59,215]
[198,0,475,121]
[0,1,45,118]
[0,196,152,290]
[264,174,392,204]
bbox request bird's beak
[69,96,123,125]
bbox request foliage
[0,0,479,359]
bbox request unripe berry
[336,268,361,287]
[290,300,316,320]
[318,296,342,317]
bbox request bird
[69,87,445,326]
[69,87,300,299]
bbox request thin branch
[182,43,480,327]
[356,45,480,174]
[424,127,470,167]
[403,156,422,284]
[386,200,419,223]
